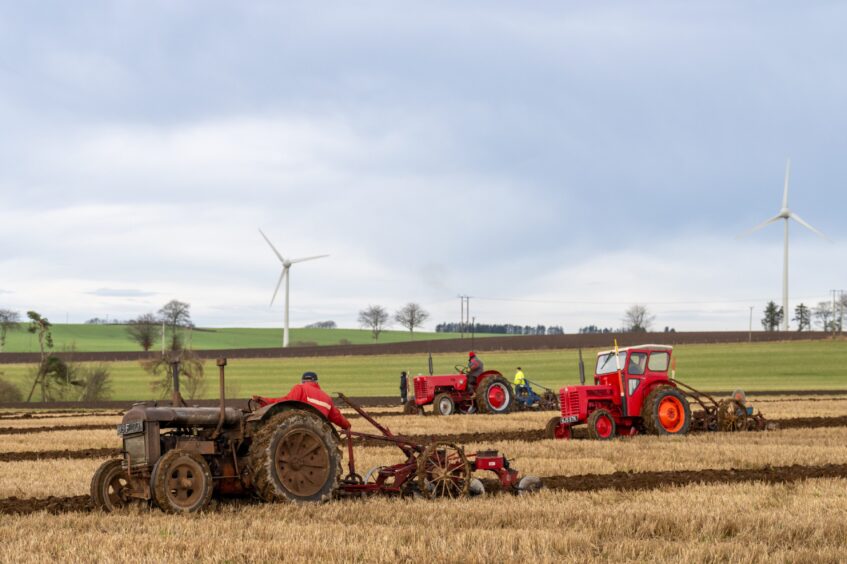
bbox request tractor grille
[562,390,580,416]
[414,378,429,400]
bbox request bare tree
[158,300,192,351]
[623,305,655,333]
[0,309,21,353]
[144,351,206,400]
[394,303,430,339]
[813,301,835,331]
[127,313,159,352]
[358,305,390,341]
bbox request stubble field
[1,390,846,562]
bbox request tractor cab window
[647,351,670,372]
[596,352,627,375]
[627,353,647,375]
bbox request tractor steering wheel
[455,364,469,374]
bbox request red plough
[336,394,541,498]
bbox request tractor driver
[253,372,351,430]
[466,352,484,393]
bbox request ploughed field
[1,393,846,562]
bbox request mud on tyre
[248,410,342,503]
[642,385,691,436]
[475,375,514,414]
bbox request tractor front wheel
[90,459,133,512]
[545,416,571,439]
[417,442,470,499]
[587,409,616,440]
[642,386,691,436]
[433,393,456,416]
[151,449,214,513]
[475,375,514,414]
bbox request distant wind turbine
[739,159,828,331]
[258,229,329,347]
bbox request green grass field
[0,324,495,353]
[1,340,845,401]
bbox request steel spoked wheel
[274,428,331,498]
[718,400,748,432]
[90,459,133,512]
[587,409,616,440]
[417,442,470,499]
[151,449,213,513]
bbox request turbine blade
[258,228,285,263]
[289,254,329,264]
[782,158,791,209]
[789,212,829,240]
[269,268,287,307]
[737,215,781,238]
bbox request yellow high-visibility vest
[514,370,526,386]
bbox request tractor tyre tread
[247,410,341,503]
[642,385,692,436]
[433,393,455,416]
[90,458,125,511]
[587,408,617,440]
[475,375,514,415]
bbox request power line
[464,295,831,307]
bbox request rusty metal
[676,380,775,433]
[212,358,227,439]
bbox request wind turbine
[740,159,828,331]
[258,229,328,347]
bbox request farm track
[3,463,847,517]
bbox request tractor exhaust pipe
[212,358,227,439]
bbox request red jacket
[256,382,351,430]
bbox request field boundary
[0,331,837,364]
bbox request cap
[301,371,318,382]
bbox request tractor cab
[593,344,673,402]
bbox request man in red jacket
[253,371,351,430]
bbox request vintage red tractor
[412,364,514,416]
[546,344,691,440]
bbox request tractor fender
[475,370,504,383]
[246,400,341,440]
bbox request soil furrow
[3,463,846,516]
[0,448,117,463]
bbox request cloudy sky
[0,1,844,332]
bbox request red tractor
[546,344,691,440]
[412,364,514,416]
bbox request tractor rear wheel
[587,409,616,440]
[475,375,514,414]
[90,459,133,512]
[151,449,214,513]
[433,393,456,416]
[642,386,691,436]
[248,410,341,503]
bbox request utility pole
[161,318,166,356]
[833,290,838,337]
[459,296,465,339]
[748,306,753,343]
[471,316,476,349]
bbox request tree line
[435,322,565,335]
[762,297,846,332]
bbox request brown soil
[3,463,846,516]
[772,416,847,429]
[0,447,118,463]
[0,412,123,421]
[0,331,835,365]
[538,463,847,493]
[0,424,113,436]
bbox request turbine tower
[259,229,328,347]
[740,159,827,331]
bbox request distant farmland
[0,324,497,353]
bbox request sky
[0,1,845,332]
